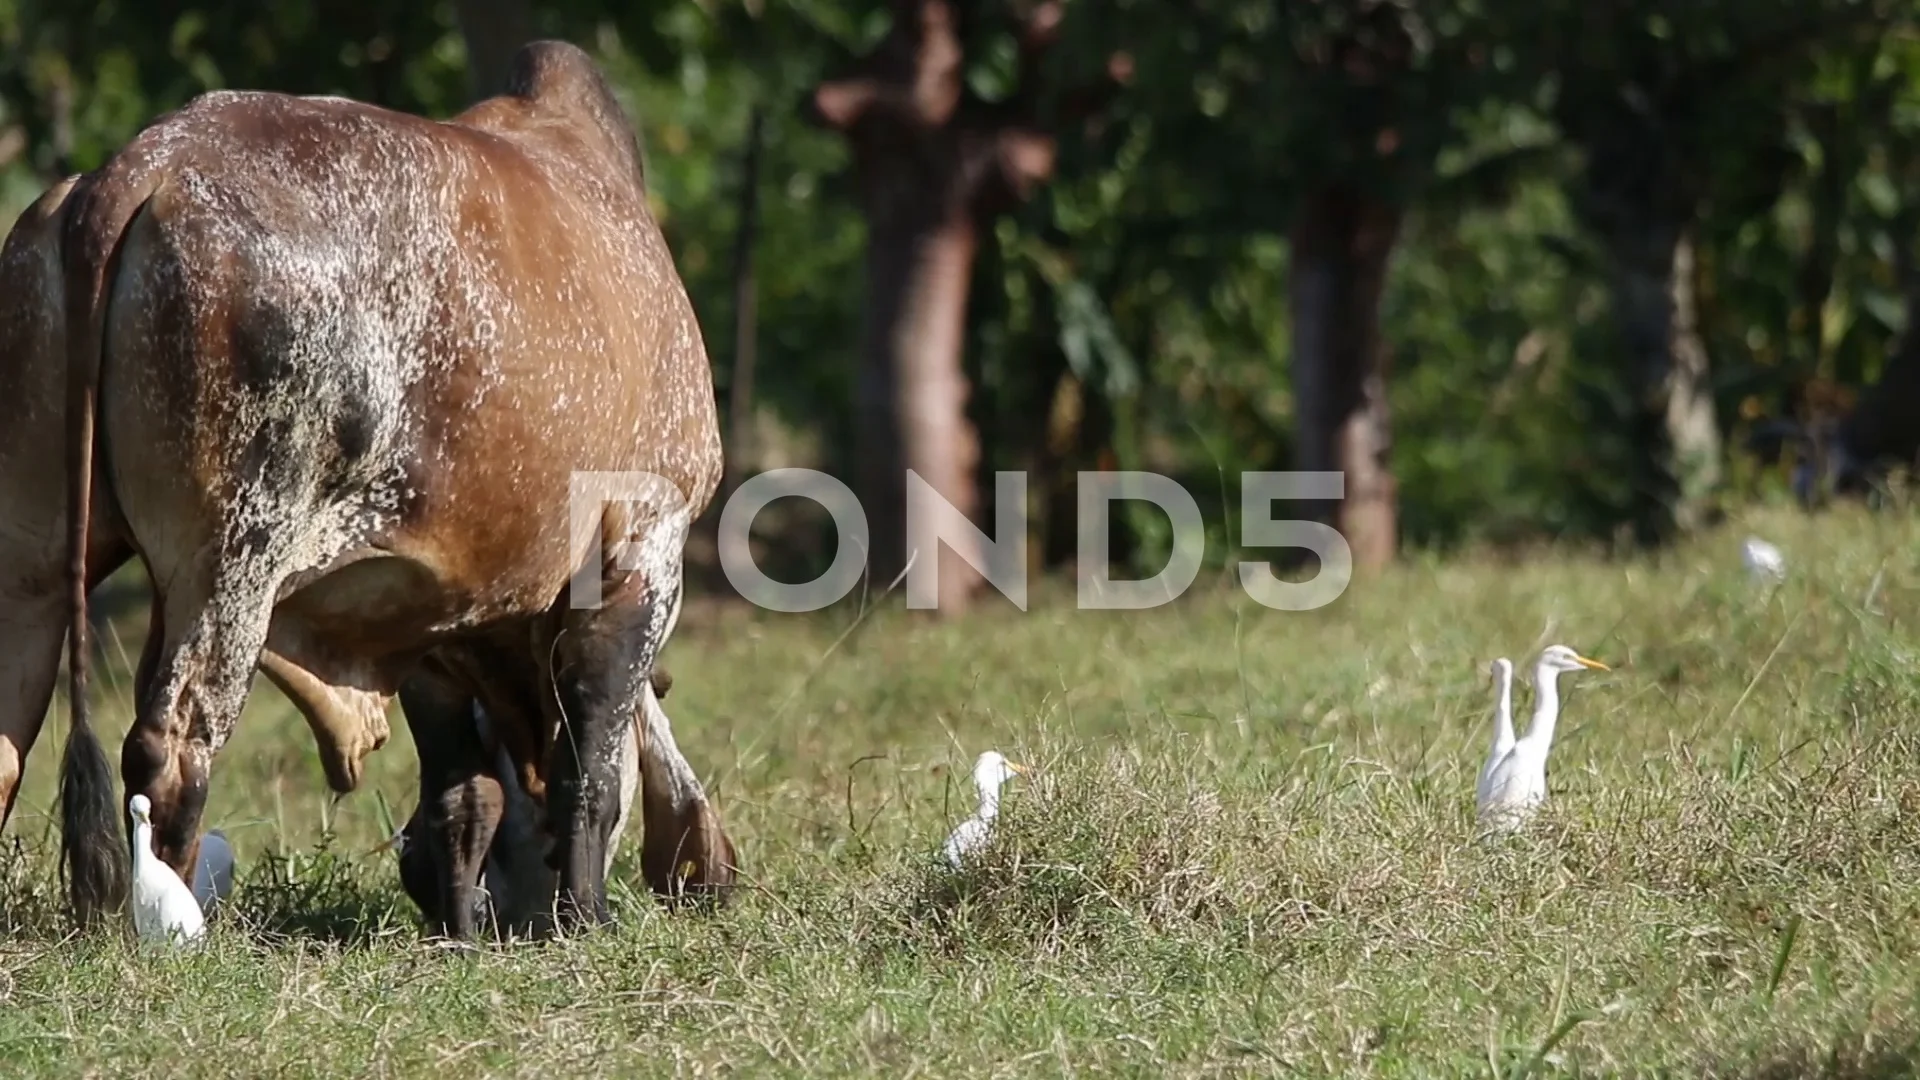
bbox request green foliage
[592,11,868,457]
[2,0,1918,551]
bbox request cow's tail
[57,164,166,927]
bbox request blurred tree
[805,0,1069,612]
[1066,0,1518,571]
[1831,22,1920,486]
[1497,0,1896,541]
[0,0,467,179]
[7,0,1920,583]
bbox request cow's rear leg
[0,175,92,837]
[0,535,132,833]
[636,678,736,902]
[122,559,281,877]
[398,671,502,940]
[0,595,68,831]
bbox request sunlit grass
[2,504,1919,1075]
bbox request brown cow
[5,40,734,935]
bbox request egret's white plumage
[1474,658,1515,811]
[1742,536,1786,582]
[127,794,206,946]
[191,830,234,911]
[942,751,1028,867]
[1476,645,1609,832]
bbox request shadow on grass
[237,843,726,949]
[0,829,418,947]
[230,841,417,947]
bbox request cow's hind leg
[619,592,734,901]
[636,677,736,903]
[0,175,88,837]
[0,594,69,831]
[122,554,283,877]
[0,538,135,841]
[398,669,503,940]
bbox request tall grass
[1,504,1919,1076]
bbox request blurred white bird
[190,830,234,912]
[1477,645,1609,832]
[127,794,206,947]
[1741,536,1786,582]
[1474,658,1515,812]
[942,751,1029,868]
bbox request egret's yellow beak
[1575,655,1611,671]
[1006,760,1032,776]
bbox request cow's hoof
[642,798,737,908]
[316,718,388,794]
[554,892,614,932]
[259,651,393,794]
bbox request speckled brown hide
[10,40,735,932]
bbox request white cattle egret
[1477,645,1609,832]
[1474,657,1515,812]
[127,794,206,946]
[191,830,234,911]
[941,751,1029,868]
[1741,536,1786,582]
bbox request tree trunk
[1288,187,1401,571]
[1601,219,1723,542]
[856,194,981,607]
[453,0,534,101]
[809,0,1070,614]
[1668,232,1722,528]
[0,126,24,174]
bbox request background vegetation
[7,0,1919,600]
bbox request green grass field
[3,505,1920,1076]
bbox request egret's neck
[1494,674,1512,725]
[1525,662,1562,743]
[975,779,1002,820]
[130,818,153,864]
